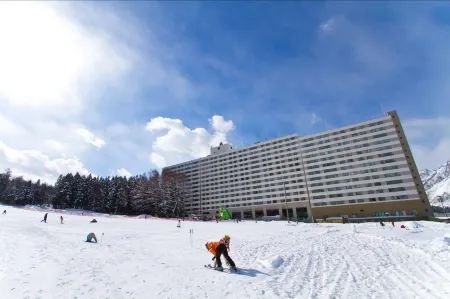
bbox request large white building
[163,111,432,220]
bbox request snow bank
[406,221,424,233]
[444,234,450,246]
[259,255,284,269]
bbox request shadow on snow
[237,268,270,277]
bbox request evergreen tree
[0,168,187,217]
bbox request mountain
[420,161,450,207]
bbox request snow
[428,178,450,206]
[1,206,450,299]
[259,255,284,269]
[421,161,450,207]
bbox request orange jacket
[206,241,221,256]
[206,240,229,256]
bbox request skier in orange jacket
[205,235,237,272]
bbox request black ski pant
[215,243,235,268]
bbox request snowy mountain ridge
[420,160,450,207]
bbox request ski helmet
[224,234,230,240]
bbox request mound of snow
[259,255,284,269]
[406,221,423,233]
[444,234,450,246]
[411,221,424,228]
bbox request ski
[204,264,240,274]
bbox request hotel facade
[163,111,432,221]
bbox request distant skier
[41,213,48,223]
[2,209,6,214]
[86,232,98,243]
[177,220,181,228]
[380,221,385,227]
[205,235,237,272]
[60,216,64,224]
[90,219,97,223]
[391,221,395,227]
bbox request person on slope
[205,235,237,272]
[86,232,98,243]
[60,216,64,224]
[41,213,48,223]
[2,209,6,215]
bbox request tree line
[432,192,450,213]
[0,168,187,218]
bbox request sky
[0,1,450,184]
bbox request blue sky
[0,1,449,183]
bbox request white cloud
[116,168,132,178]
[210,115,235,133]
[403,117,450,170]
[0,142,89,184]
[311,113,320,125]
[44,140,65,152]
[46,158,90,177]
[76,128,105,148]
[146,115,235,168]
[0,2,133,115]
[319,17,336,33]
[150,153,167,169]
[0,2,226,183]
[0,2,139,182]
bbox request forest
[0,169,187,217]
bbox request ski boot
[216,266,224,272]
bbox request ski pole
[100,232,104,244]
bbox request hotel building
[163,111,432,221]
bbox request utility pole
[283,182,290,223]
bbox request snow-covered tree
[0,168,187,218]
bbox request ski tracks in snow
[2,209,450,299]
[235,228,450,299]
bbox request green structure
[218,207,232,220]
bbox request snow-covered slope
[421,161,450,207]
[1,206,450,299]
